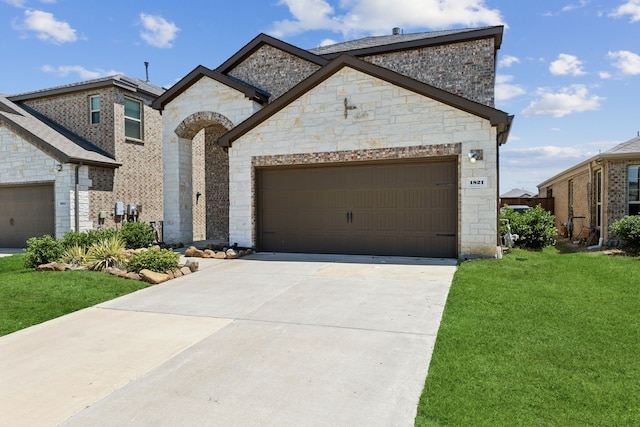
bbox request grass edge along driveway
[416,243,639,426]
[0,254,149,336]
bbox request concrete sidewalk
[0,253,456,427]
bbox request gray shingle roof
[0,95,120,168]
[604,136,640,155]
[309,27,491,55]
[9,74,164,100]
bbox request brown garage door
[257,159,457,258]
[0,184,55,248]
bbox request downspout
[74,162,83,232]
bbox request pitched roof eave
[216,33,329,75]
[218,54,512,147]
[316,26,504,59]
[151,65,269,111]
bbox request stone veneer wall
[20,87,164,230]
[362,38,496,107]
[228,67,499,258]
[226,45,322,101]
[0,123,91,237]
[606,160,640,232]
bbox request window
[124,97,142,140]
[629,166,640,215]
[89,95,100,124]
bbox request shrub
[610,215,640,252]
[85,236,127,271]
[120,221,155,249]
[60,244,89,265]
[24,235,65,269]
[501,204,556,250]
[127,248,180,273]
[62,229,118,249]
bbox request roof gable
[0,96,120,168]
[309,26,504,59]
[218,54,512,147]
[151,65,269,111]
[216,33,328,75]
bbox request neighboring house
[501,188,537,198]
[538,136,640,242]
[0,75,165,247]
[153,26,513,259]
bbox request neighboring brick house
[538,136,640,243]
[0,75,165,247]
[154,26,513,259]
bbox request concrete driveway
[0,253,456,427]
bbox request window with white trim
[124,97,142,140]
[629,166,640,215]
[89,95,100,124]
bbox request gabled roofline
[218,54,512,147]
[151,65,269,111]
[216,33,329,75]
[317,26,504,59]
[8,76,161,102]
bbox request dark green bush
[62,229,118,249]
[501,204,556,250]
[24,235,65,269]
[119,222,155,249]
[127,248,180,273]
[611,215,640,252]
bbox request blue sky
[1,0,639,193]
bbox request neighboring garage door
[0,184,55,248]
[257,159,457,258]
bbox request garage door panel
[0,184,55,248]
[258,160,457,258]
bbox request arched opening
[174,111,232,243]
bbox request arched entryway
[170,111,232,243]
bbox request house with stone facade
[538,136,640,243]
[0,75,164,247]
[153,26,513,259]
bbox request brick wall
[362,38,497,107]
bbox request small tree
[610,215,640,253]
[501,204,556,250]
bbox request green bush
[611,215,640,252]
[62,229,118,249]
[127,248,180,273]
[119,221,155,249]
[85,236,127,271]
[501,204,556,250]
[24,235,65,269]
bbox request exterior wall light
[468,149,483,163]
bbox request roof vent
[392,27,401,35]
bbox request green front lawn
[416,244,640,426]
[0,254,149,336]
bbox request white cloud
[549,53,586,76]
[521,85,603,117]
[599,71,612,79]
[3,0,27,7]
[498,55,520,68]
[319,38,337,47]
[608,50,640,75]
[270,0,505,38]
[42,65,121,80]
[19,9,77,44]
[139,13,179,48]
[495,74,525,102]
[562,0,589,12]
[610,0,640,22]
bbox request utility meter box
[136,204,143,214]
[98,210,107,219]
[127,203,137,216]
[114,201,125,216]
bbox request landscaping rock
[172,268,183,278]
[214,251,227,259]
[125,272,142,281]
[104,267,124,276]
[37,262,70,271]
[184,259,199,272]
[203,249,215,258]
[180,266,192,276]
[139,269,170,285]
[226,249,239,259]
[184,246,198,257]
[165,270,175,279]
